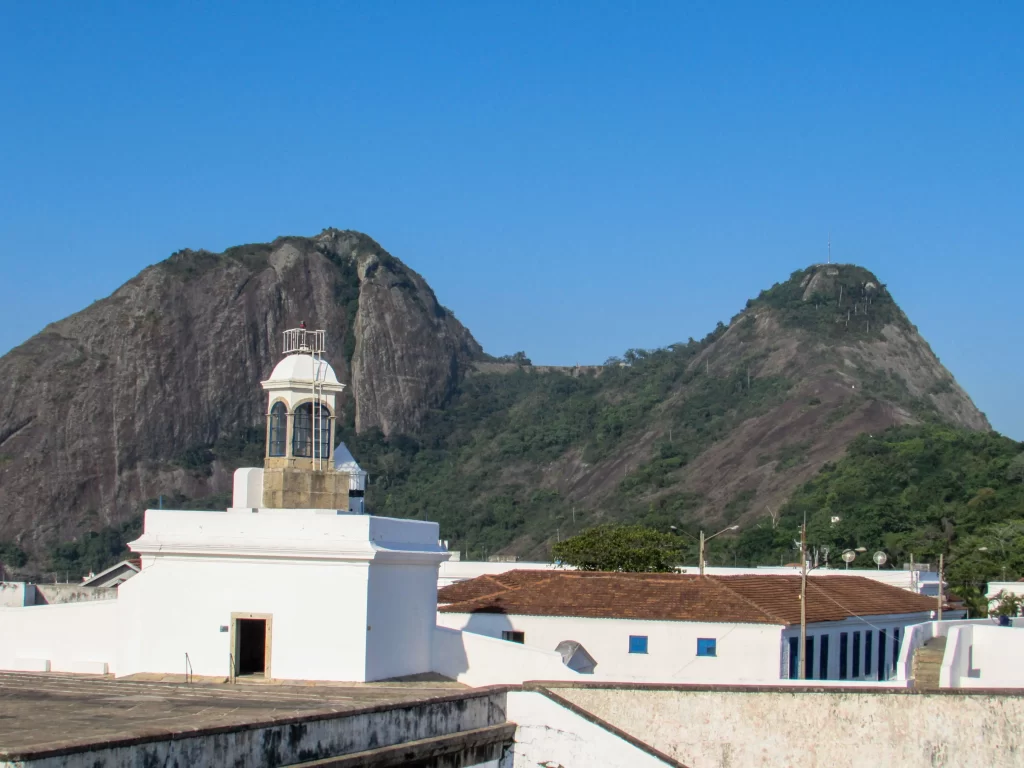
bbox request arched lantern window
[267,402,287,457]
[292,403,331,459]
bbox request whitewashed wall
[506,690,676,767]
[117,508,447,682]
[438,610,933,684]
[117,555,372,681]
[942,624,1024,688]
[437,613,784,683]
[431,626,575,686]
[0,601,118,673]
[0,581,33,607]
[554,685,1024,768]
[365,562,444,681]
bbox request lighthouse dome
[266,353,340,385]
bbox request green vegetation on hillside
[735,424,1024,612]
[35,262,998,590]
[750,264,906,338]
[342,329,789,559]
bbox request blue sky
[1,2,1021,438]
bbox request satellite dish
[873,551,887,567]
[842,550,856,564]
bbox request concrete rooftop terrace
[0,672,471,763]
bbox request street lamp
[669,524,740,575]
[699,525,740,576]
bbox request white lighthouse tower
[113,326,450,683]
[231,326,356,511]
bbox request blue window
[697,638,717,657]
[628,635,648,654]
[268,402,287,457]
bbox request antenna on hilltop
[828,232,831,264]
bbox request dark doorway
[237,619,267,676]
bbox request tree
[991,590,1023,617]
[0,540,27,569]
[1007,454,1024,484]
[496,351,532,365]
[551,524,684,572]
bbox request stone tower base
[262,459,351,509]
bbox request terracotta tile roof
[437,570,937,625]
[437,571,555,604]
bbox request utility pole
[699,530,706,576]
[799,517,807,680]
[937,553,944,621]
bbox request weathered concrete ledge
[532,681,1024,767]
[285,723,516,767]
[0,674,509,768]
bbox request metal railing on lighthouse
[283,326,330,470]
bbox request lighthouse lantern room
[259,326,350,509]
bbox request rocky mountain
[0,240,991,572]
[343,263,990,560]
[0,230,481,554]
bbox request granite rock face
[0,230,480,551]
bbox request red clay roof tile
[437,570,936,625]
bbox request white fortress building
[0,327,450,683]
[1,326,1021,699]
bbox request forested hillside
[735,425,1024,612]
[0,257,995,580]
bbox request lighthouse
[256,326,351,510]
[111,324,450,683]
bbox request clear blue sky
[1,2,1021,438]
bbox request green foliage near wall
[0,540,28,569]
[44,491,233,578]
[734,424,1024,612]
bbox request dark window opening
[292,403,331,459]
[865,631,873,677]
[237,619,267,677]
[501,630,525,644]
[892,628,901,670]
[877,629,887,681]
[268,402,287,457]
[806,636,815,680]
[788,637,799,680]
[819,634,829,680]
[839,633,848,680]
[852,632,861,678]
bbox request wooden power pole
[799,518,807,680]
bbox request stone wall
[261,464,350,509]
[32,584,118,605]
[542,683,1024,768]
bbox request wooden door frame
[230,611,273,680]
